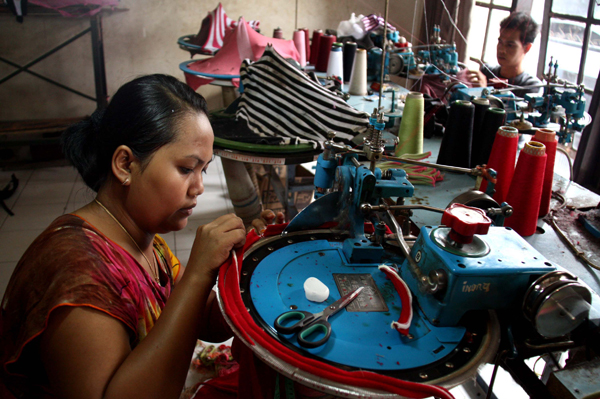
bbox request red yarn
[534,130,558,217]
[315,34,336,72]
[310,30,323,66]
[479,127,519,203]
[218,225,455,399]
[301,28,311,62]
[504,142,547,236]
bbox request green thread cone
[395,92,424,156]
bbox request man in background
[467,12,541,98]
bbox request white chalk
[304,277,329,302]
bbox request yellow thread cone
[395,92,424,156]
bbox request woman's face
[496,28,530,69]
[127,112,214,234]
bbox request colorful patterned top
[0,214,181,397]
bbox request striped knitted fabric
[236,46,370,145]
[361,14,396,32]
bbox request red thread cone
[534,128,558,217]
[480,126,519,203]
[504,141,547,236]
[310,30,323,66]
[315,34,336,72]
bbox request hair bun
[90,108,106,133]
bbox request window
[467,0,597,109]
[467,0,515,67]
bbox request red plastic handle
[441,203,492,244]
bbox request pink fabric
[29,0,119,16]
[197,3,236,54]
[184,17,300,90]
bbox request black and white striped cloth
[236,45,370,145]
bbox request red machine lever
[441,204,492,244]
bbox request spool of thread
[480,125,519,203]
[293,29,307,68]
[437,100,474,168]
[301,28,310,62]
[472,98,490,132]
[534,128,558,217]
[316,34,336,72]
[348,48,367,95]
[326,45,344,79]
[470,98,490,167]
[310,30,323,66]
[273,27,283,39]
[342,42,357,82]
[473,107,506,167]
[395,92,424,156]
[504,141,547,236]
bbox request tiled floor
[0,157,233,300]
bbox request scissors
[274,286,364,348]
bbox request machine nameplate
[333,273,389,312]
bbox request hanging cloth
[236,46,369,146]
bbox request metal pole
[91,13,109,108]
[378,0,390,111]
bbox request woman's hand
[466,69,487,87]
[248,209,285,234]
[187,214,246,277]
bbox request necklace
[94,199,160,283]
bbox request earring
[122,177,130,186]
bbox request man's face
[497,28,532,69]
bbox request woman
[0,74,260,398]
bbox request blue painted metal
[524,86,586,143]
[248,239,466,370]
[400,225,557,326]
[449,86,518,121]
[419,44,459,77]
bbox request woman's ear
[111,145,135,186]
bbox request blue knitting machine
[449,58,590,143]
[232,111,594,394]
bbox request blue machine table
[217,104,600,399]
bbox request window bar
[482,7,494,61]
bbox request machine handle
[441,204,492,244]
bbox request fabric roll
[472,107,506,167]
[437,100,474,168]
[395,92,424,156]
[480,126,519,203]
[348,48,367,95]
[342,42,357,82]
[310,30,323,66]
[534,128,558,217]
[316,34,336,72]
[504,141,547,236]
[293,29,306,67]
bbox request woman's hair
[500,12,540,45]
[61,74,209,192]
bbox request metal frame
[0,7,109,109]
[538,0,599,94]
[474,0,516,63]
